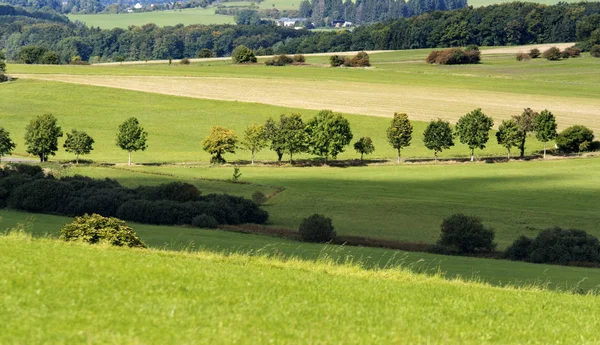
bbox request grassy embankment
[2,233,600,344]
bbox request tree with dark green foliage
[542,47,561,60]
[201,126,238,164]
[353,136,375,161]
[0,127,16,162]
[197,48,215,58]
[423,119,454,161]
[18,45,47,64]
[24,113,63,162]
[437,213,496,254]
[63,129,94,164]
[387,112,413,164]
[0,50,6,73]
[592,45,600,58]
[116,117,148,166]
[241,123,267,165]
[534,110,558,159]
[555,125,594,154]
[279,114,307,163]
[454,108,493,161]
[60,213,146,248]
[264,117,285,163]
[299,214,336,243]
[231,45,257,64]
[495,119,521,159]
[234,9,261,25]
[513,108,539,158]
[306,110,353,163]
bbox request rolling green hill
[2,233,600,344]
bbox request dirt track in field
[15,73,600,131]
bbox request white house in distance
[133,3,143,9]
[276,17,306,27]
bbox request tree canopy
[116,117,148,166]
[423,119,454,161]
[386,112,413,163]
[496,119,521,159]
[64,129,94,164]
[306,110,353,163]
[353,136,375,161]
[534,110,558,159]
[513,108,539,158]
[0,127,16,162]
[24,113,63,162]
[202,126,238,164]
[455,108,494,161]
[241,124,267,165]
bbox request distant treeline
[298,0,466,25]
[1,2,600,63]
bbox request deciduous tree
[534,109,558,159]
[423,119,454,161]
[279,114,307,163]
[0,127,16,162]
[241,124,267,165]
[202,126,238,164]
[306,110,353,164]
[264,117,285,163]
[386,112,412,163]
[116,117,148,166]
[513,108,539,158]
[24,113,63,162]
[495,119,521,159]
[455,108,493,161]
[63,129,94,164]
[353,136,375,161]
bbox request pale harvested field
[15,73,600,131]
[482,43,574,54]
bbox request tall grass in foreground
[2,231,600,344]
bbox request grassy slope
[2,234,600,344]
[68,8,234,29]
[3,209,600,292]
[59,155,600,248]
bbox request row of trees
[0,114,147,164]
[2,2,600,63]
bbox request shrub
[298,214,336,242]
[191,214,219,228]
[426,50,441,64]
[179,57,190,65]
[529,48,541,58]
[504,235,533,261]
[251,191,268,205]
[559,50,571,59]
[265,54,294,66]
[464,45,480,64]
[564,47,581,58]
[516,52,531,61]
[528,227,600,265]
[8,179,74,213]
[197,48,215,58]
[60,213,146,248]
[590,45,600,58]
[348,51,370,67]
[437,213,496,254]
[329,55,346,67]
[293,54,305,63]
[231,45,257,64]
[542,47,561,61]
[555,125,595,153]
[426,48,479,65]
[39,51,60,64]
[136,182,200,202]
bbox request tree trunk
[325,155,328,165]
[519,135,526,158]
[76,154,79,165]
[251,149,255,165]
[434,151,437,162]
[290,152,293,164]
[40,152,44,163]
[128,151,131,166]
[397,149,400,164]
[470,148,474,162]
[277,151,283,164]
[543,142,547,159]
[507,149,510,160]
[360,152,363,161]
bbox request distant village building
[276,17,305,27]
[133,3,143,9]
[332,20,352,28]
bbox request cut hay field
[68,8,234,29]
[2,233,600,344]
[4,209,600,291]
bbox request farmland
[69,8,234,28]
[2,233,600,344]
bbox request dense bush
[563,47,581,58]
[555,125,595,153]
[179,57,190,65]
[191,214,219,229]
[426,48,480,65]
[329,55,346,67]
[542,47,561,60]
[60,213,146,248]
[298,214,336,243]
[231,45,257,64]
[197,48,215,58]
[437,213,496,254]
[293,54,305,63]
[516,52,531,61]
[504,235,533,261]
[0,166,268,228]
[529,48,541,58]
[591,45,600,58]
[265,54,294,66]
[507,227,600,265]
[330,52,371,67]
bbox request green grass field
[3,209,600,291]
[2,233,600,344]
[69,8,234,28]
